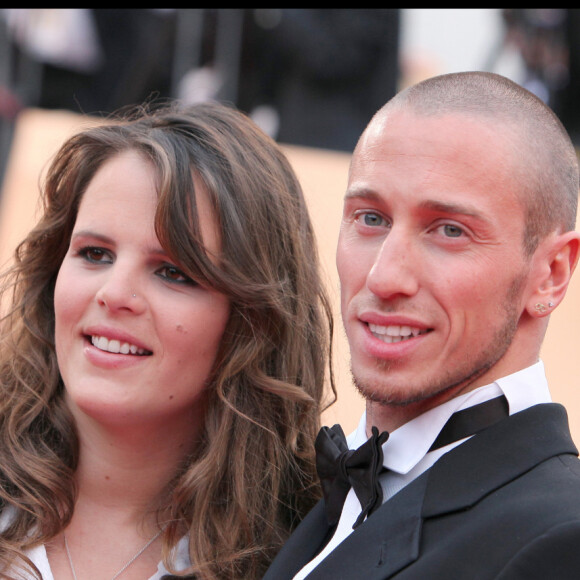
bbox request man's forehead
[351,109,520,174]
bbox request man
[264,71,580,579]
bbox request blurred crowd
[1,9,580,176]
[0,9,400,153]
[496,9,580,144]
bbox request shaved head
[360,71,579,254]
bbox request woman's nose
[95,268,145,313]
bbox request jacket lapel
[422,403,577,519]
[305,472,428,579]
[262,500,333,579]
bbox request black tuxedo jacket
[263,403,580,579]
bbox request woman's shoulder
[154,534,191,578]
[0,507,54,579]
[0,504,17,532]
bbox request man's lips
[367,323,431,344]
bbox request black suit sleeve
[496,520,580,579]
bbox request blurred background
[2,9,580,441]
[2,8,580,180]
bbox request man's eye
[442,224,463,238]
[360,212,386,227]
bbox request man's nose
[366,229,420,300]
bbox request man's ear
[525,230,580,318]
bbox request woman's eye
[157,265,195,285]
[79,247,112,263]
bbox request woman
[0,101,334,579]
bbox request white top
[294,361,552,579]
[0,509,191,579]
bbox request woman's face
[54,150,230,438]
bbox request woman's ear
[525,230,580,318]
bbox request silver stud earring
[534,303,546,313]
[548,301,554,308]
[132,293,137,298]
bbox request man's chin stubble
[351,358,498,408]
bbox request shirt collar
[348,360,551,475]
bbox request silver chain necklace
[63,529,163,580]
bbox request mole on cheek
[176,324,187,334]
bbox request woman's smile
[89,335,151,356]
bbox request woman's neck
[72,410,199,520]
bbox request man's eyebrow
[344,187,382,202]
[344,190,491,227]
[418,199,487,221]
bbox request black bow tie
[316,395,509,529]
[315,424,389,528]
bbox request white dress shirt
[294,361,552,579]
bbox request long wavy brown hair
[0,101,335,579]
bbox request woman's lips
[88,335,152,356]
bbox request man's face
[337,110,535,424]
